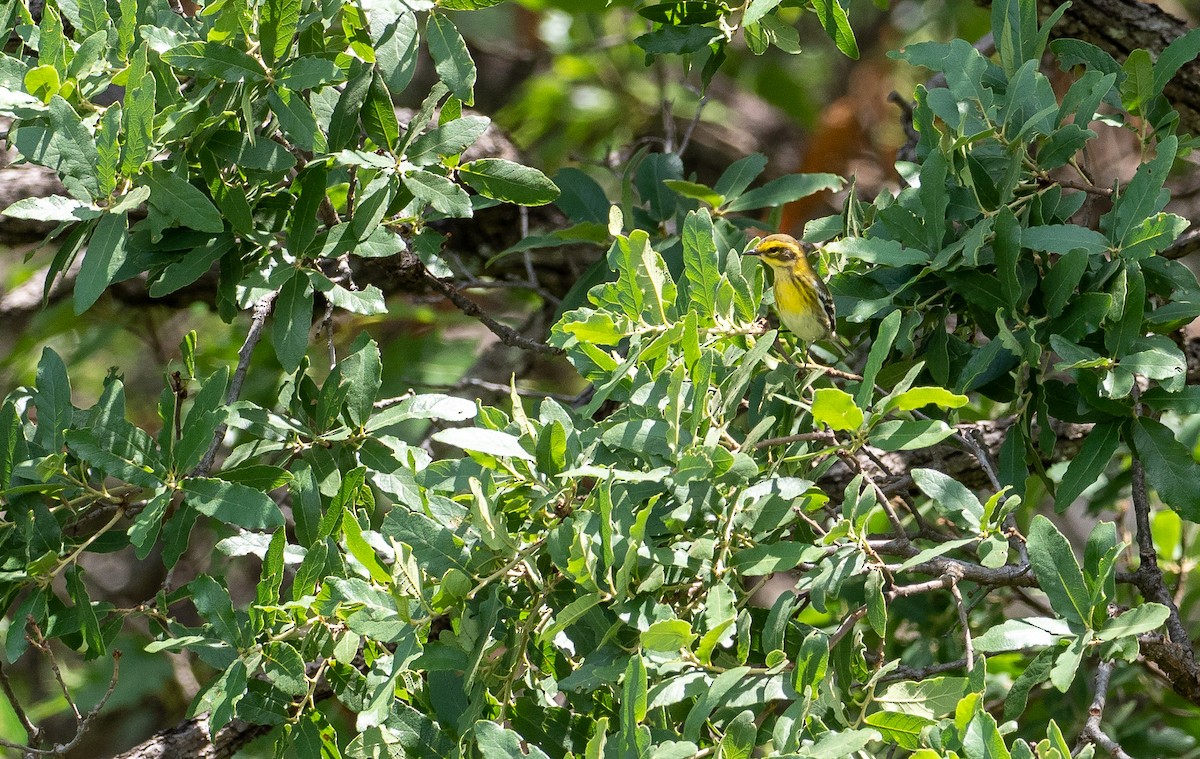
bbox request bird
[745,234,836,347]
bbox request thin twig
[794,361,864,381]
[0,658,39,747]
[322,299,336,368]
[754,431,837,449]
[829,606,867,648]
[677,93,709,157]
[948,580,974,672]
[877,658,968,684]
[453,377,578,403]
[1049,176,1114,197]
[1080,660,1133,759]
[47,650,122,756]
[1164,228,1200,260]
[1131,456,1193,650]
[194,291,279,477]
[424,272,564,356]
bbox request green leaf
[273,272,313,373]
[337,338,381,427]
[1095,603,1170,641]
[714,153,767,198]
[718,710,757,759]
[474,721,551,759]
[259,0,300,67]
[66,421,164,488]
[1142,386,1200,414]
[623,653,649,727]
[362,73,399,152]
[723,173,842,212]
[77,0,111,37]
[812,0,859,58]
[149,236,233,297]
[206,131,296,174]
[797,728,881,757]
[0,401,19,490]
[1003,647,1056,720]
[1049,635,1086,691]
[682,209,720,316]
[15,96,100,199]
[2,195,100,222]
[641,619,696,652]
[457,159,559,206]
[554,167,610,224]
[869,419,955,451]
[145,166,225,233]
[865,570,886,636]
[862,712,931,751]
[94,103,121,196]
[885,387,969,412]
[1119,48,1154,113]
[426,14,476,105]
[23,65,59,102]
[1041,247,1088,317]
[1121,343,1186,382]
[663,179,723,208]
[276,57,344,90]
[183,477,285,530]
[732,543,825,576]
[744,0,784,26]
[827,236,926,266]
[683,667,749,741]
[858,310,900,406]
[343,513,391,585]
[74,213,128,314]
[975,617,1070,652]
[34,347,71,452]
[1103,135,1175,246]
[634,25,720,55]
[875,677,968,719]
[1054,421,1119,513]
[128,489,170,558]
[912,468,983,529]
[403,169,473,217]
[1022,224,1109,255]
[313,278,387,316]
[328,67,372,151]
[1131,417,1200,521]
[1028,515,1092,626]
[432,427,533,460]
[994,206,1022,310]
[407,115,489,165]
[369,10,419,94]
[811,387,863,432]
[992,0,1038,74]
[1152,27,1200,98]
[160,42,266,82]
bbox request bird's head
[746,234,812,270]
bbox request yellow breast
[773,277,832,342]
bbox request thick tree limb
[107,715,271,759]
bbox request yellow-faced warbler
[746,233,836,345]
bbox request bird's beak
[745,248,761,257]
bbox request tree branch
[194,292,278,477]
[423,270,565,357]
[1079,660,1133,759]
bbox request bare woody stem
[1079,660,1133,759]
[423,271,565,357]
[195,291,279,478]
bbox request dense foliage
[2,0,1200,756]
